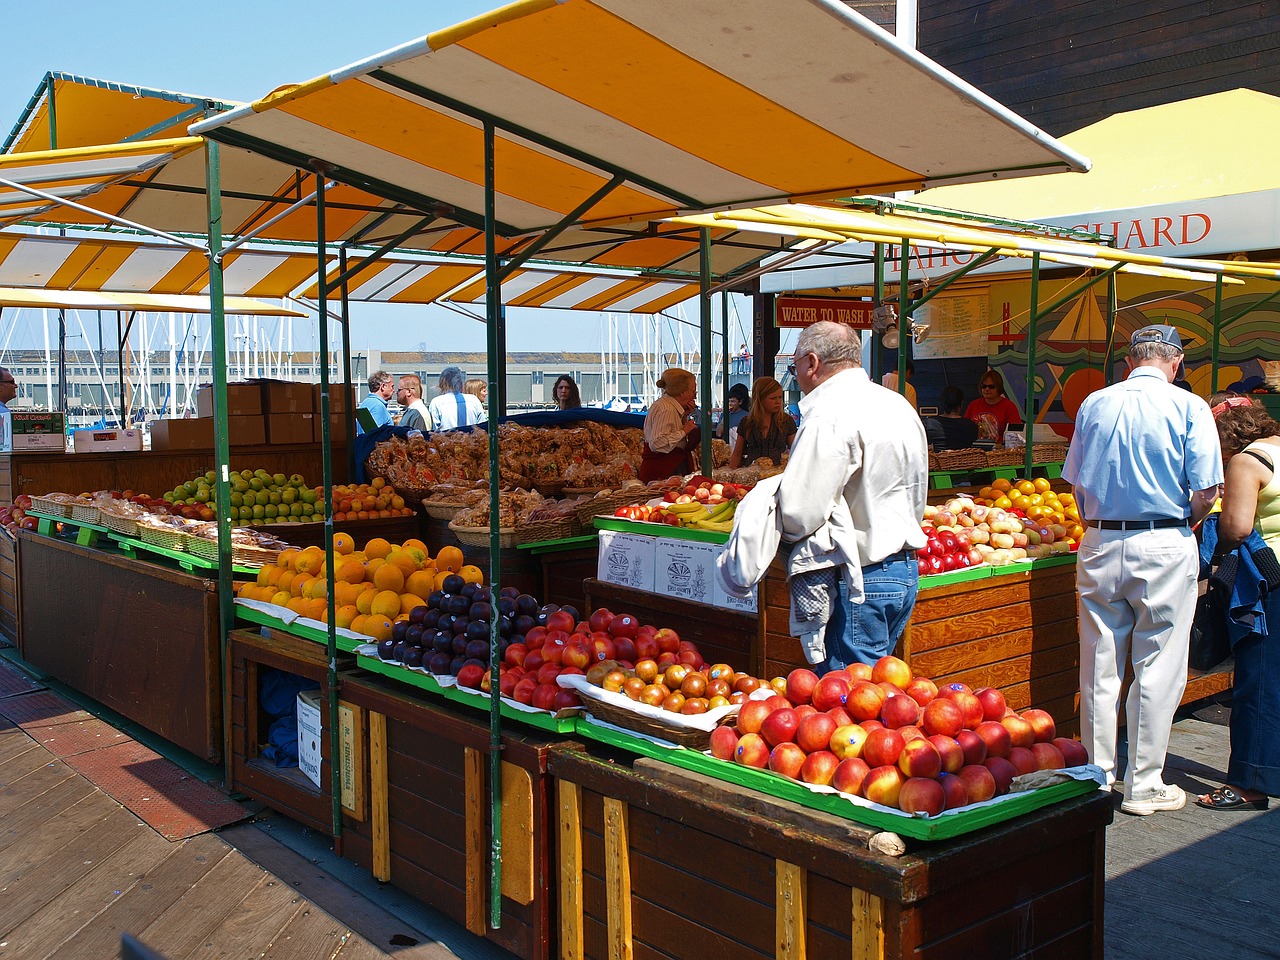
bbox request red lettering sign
[1070,211,1213,250]
[775,296,875,329]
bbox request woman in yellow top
[1201,393,1280,810]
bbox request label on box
[296,691,322,789]
[653,538,719,605]
[597,529,655,592]
[11,432,65,451]
[73,427,142,452]
[12,411,65,435]
[713,550,758,613]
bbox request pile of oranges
[233,535,483,642]
[975,477,1084,543]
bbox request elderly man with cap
[1064,324,1223,815]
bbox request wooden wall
[918,0,1280,135]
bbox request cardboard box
[149,417,214,451]
[9,411,66,451]
[314,413,351,445]
[296,690,323,790]
[262,381,315,414]
[312,382,354,414]
[712,544,758,613]
[653,538,719,606]
[267,413,316,445]
[195,382,264,418]
[73,427,143,453]
[596,529,656,592]
[227,415,266,447]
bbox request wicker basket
[448,520,518,549]
[927,451,940,473]
[138,524,190,552]
[1031,443,1069,464]
[573,496,618,525]
[70,502,101,524]
[934,448,988,472]
[563,486,607,498]
[98,511,141,538]
[30,495,72,518]
[421,499,469,521]
[577,692,720,750]
[516,515,579,545]
[985,446,1027,466]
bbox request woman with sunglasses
[965,369,1022,443]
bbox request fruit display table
[15,527,223,761]
[549,744,1112,960]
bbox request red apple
[1021,708,1057,743]
[652,627,680,652]
[760,708,800,747]
[588,607,614,633]
[1001,714,1036,749]
[560,643,591,670]
[537,662,562,686]
[609,614,642,640]
[984,757,1017,795]
[829,723,869,760]
[881,695,921,729]
[633,635,659,660]
[709,725,740,761]
[1053,737,1090,767]
[845,681,887,721]
[811,673,851,712]
[524,626,548,649]
[796,713,838,754]
[793,704,819,720]
[845,662,873,682]
[504,643,528,668]
[877,682,906,700]
[904,677,938,708]
[1030,742,1066,771]
[957,764,997,804]
[898,725,926,743]
[456,663,485,689]
[545,610,576,633]
[512,677,537,705]
[928,734,964,774]
[531,683,559,711]
[975,720,1012,759]
[1007,746,1038,776]
[937,681,973,699]
[862,728,906,768]
[799,750,841,786]
[768,742,807,779]
[589,635,617,663]
[949,692,985,730]
[938,773,970,811]
[860,719,885,733]
[734,733,770,768]
[861,765,906,807]
[735,699,772,735]
[826,706,854,728]
[974,686,1008,722]
[832,757,871,796]
[784,668,820,706]
[871,655,912,688]
[898,777,945,816]
[611,636,637,663]
[955,729,988,767]
[897,738,942,779]
[921,698,964,738]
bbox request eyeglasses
[980,383,997,390]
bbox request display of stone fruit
[327,478,414,520]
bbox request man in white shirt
[396,374,432,432]
[777,322,928,671]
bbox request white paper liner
[232,598,371,642]
[556,673,740,731]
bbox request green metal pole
[315,172,342,843]
[1105,249,1119,386]
[204,139,235,790]
[897,239,910,398]
[872,242,885,382]
[1025,253,1041,478]
[339,248,356,480]
[483,120,504,931]
[699,229,713,474]
[45,74,57,149]
[721,290,730,441]
[1211,274,1223,395]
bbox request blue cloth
[356,394,391,435]
[1063,366,1222,521]
[716,408,747,436]
[1198,515,1275,649]
[821,554,919,671]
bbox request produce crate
[550,744,1112,960]
[339,671,579,960]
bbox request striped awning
[0,139,203,227]
[0,287,304,315]
[191,0,1088,238]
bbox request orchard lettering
[1071,212,1211,250]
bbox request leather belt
[1094,518,1191,530]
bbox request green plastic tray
[593,516,729,544]
[234,603,363,653]
[518,534,598,554]
[30,510,257,574]
[572,716,1099,841]
[356,652,578,734]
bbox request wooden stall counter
[17,528,222,761]
[551,744,1112,960]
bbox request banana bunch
[687,499,736,533]
[662,501,713,526]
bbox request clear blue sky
[0,1,760,359]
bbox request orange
[271,590,292,607]
[370,589,402,618]
[355,589,377,615]
[291,575,315,598]
[363,537,392,560]
[364,557,386,581]
[372,563,405,593]
[402,538,430,558]
[363,616,394,642]
[349,614,369,636]
[385,548,418,576]
[295,546,325,575]
[994,495,1012,510]
[978,486,997,501]
[1033,477,1052,493]
[286,596,310,614]
[399,593,428,616]
[405,570,437,599]
[992,478,1013,493]
[305,577,328,600]
[303,597,328,620]
[335,604,359,629]
[1015,479,1036,496]
[277,547,300,569]
[336,558,366,584]
[333,581,363,607]
[256,566,274,587]
[436,545,464,573]
[434,570,452,592]
[333,531,355,555]
[459,564,484,586]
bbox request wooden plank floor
[0,717,463,960]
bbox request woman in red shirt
[965,369,1022,443]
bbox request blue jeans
[822,553,918,673]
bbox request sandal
[1195,786,1270,811]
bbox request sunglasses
[980,383,997,390]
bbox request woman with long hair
[553,374,582,410]
[965,368,1021,443]
[730,376,796,468]
[463,378,488,407]
[639,368,699,482]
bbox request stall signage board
[597,530,655,592]
[653,538,719,605]
[775,295,875,329]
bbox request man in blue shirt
[356,370,394,435]
[1064,325,1222,816]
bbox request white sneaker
[1121,784,1186,816]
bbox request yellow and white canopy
[0,287,303,316]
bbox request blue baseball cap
[1130,324,1183,350]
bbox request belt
[1093,518,1191,530]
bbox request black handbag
[1188,578,1231,671]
